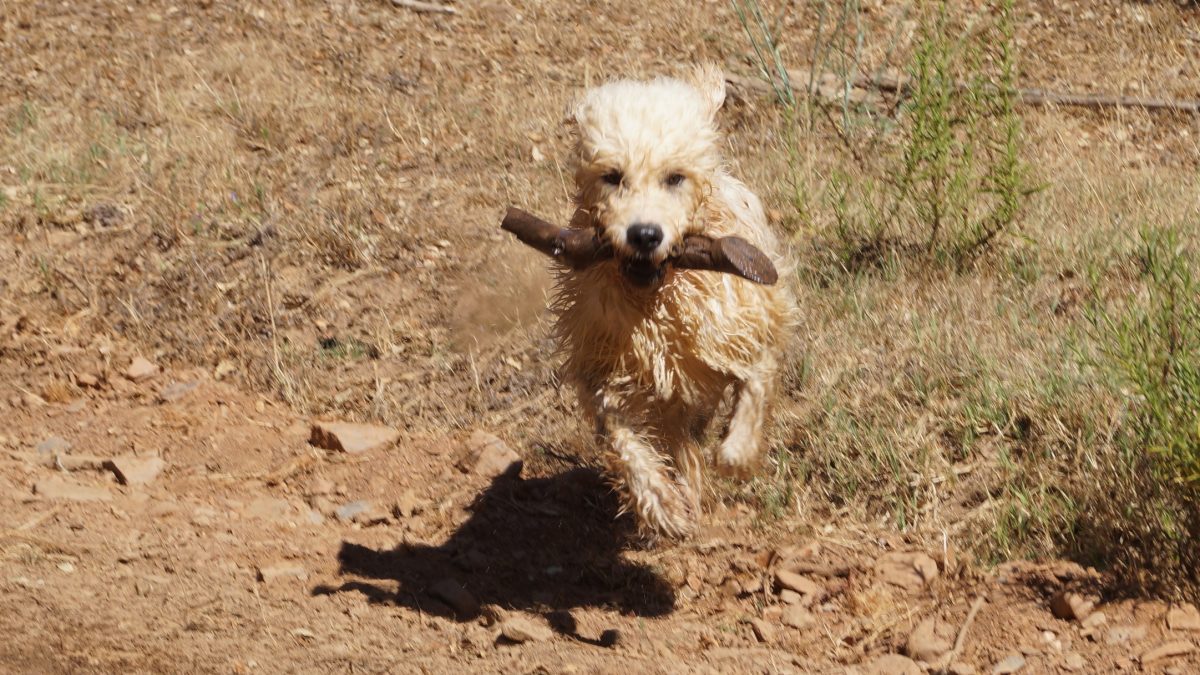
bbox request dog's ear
[686,63,727,120]
[562,94,586,131]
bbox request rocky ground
[3,0,1200,673]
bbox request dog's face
[569,66,726,288]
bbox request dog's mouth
[619,256,666,288]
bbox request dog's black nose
[627,223,663,253]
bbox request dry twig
[390,0,456,15]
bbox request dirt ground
[3,1,1200,673]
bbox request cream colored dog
[552,65,797,539]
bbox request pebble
[991,654,1025,674]
[500,617,553,644]
[1049,591,1093,622]
[747,618,775,644]
[463,431,522,479]
[1167,604,1200,632]
[35,436,72,455]
[863,654,921,675]
[393,489,423,518]
[257,563,308,584]
[75,372,100,388]
[1062,652,1085,671]
[906,618,953,662]
[429,579,480,617]
[874,552,939,591]
[1140,640,1195,665]
[34,477,112,502]
[309,421,400,454]
[334,500,371,522]
[125,356,159,382]
[157,380,199,403]
[781,606,814,629]
[106,456,165,486]
[775,569,820,596]
[1104,625,1147,645]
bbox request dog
[552,65,797,539]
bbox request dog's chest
[558,275,729,406]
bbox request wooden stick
[728,68,1200,115]
[934,596,986,670]
[389,0,456,15]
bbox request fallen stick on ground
[500,207,779,285]
[935,596,987,670]
[727,69,1200,115]
[389,0,457,15]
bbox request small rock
[748,618,775,644]
[36,436,72,455]
[875,552,939,591]
[291,628,316,640]
[105,456,165,486]
[1140,640,1195,665]
[991,654,1025,674]
[863,654,921,675]
[256,563,308,583]
[776,569,821,596]
[1062,652,1085,671]
[1104,625,1148,645]
[308,478,335,496]
[781,605,814,629]
[1081,611,1107,629]
[599,629,621,648]
[393,489,423,518]
[244,497,293,522]
[906,618,953,662]
[1167,604,1200,632]
[500,617,553,643]
[125,356,159,382]
[463,431,522,478]
[158,380,199,403]
[1049,591,1093,622]
[948,664,975,675]
[75,372,100,388]
[334,500,370,522]
[779,589,802,604]
[429,579,480,617]
[34,478,112,502]
[309,421,400,454]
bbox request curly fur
[552,65,797,539]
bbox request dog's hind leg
[716,355,776,475]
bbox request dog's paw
[627,474,697,540]
[715,441,760,479]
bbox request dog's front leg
[716,355,776,475]
[592,392,697,538]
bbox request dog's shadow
[313,467,675,623]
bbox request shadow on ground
[314,467,676,623]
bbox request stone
[1103,625,1148,645]
[334,500,370,522]
[429,579,480,617]
[105,456,165,485]
[125,356,159,382]
[1049,591,1093,622]
[781,605,814,629]
[36,436,72,455]
[948,664,975,675]
[776,569,821,596]
[256,563,308,583]
[75,372,100,388]
[309,421,400,454]
[906,618,953,662]
[244,497,293,522]
[34,477,111,502]
[500,617,553,643]
[991,654,1025,674]
[863,654,922,675]
[1167,604,1200,632]
[875,552,939,591]
[158,380,199,403]
[747,618,775,644]
[1062,652,1085,671]
[393,489,423,518]
[1140,640,1195,665]
[779,589,802,604]
[463,431,522,478]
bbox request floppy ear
[686,63,727,119]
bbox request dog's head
[567,65,726,288]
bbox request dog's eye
[601,170,624,186]
[665,172,686,187]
